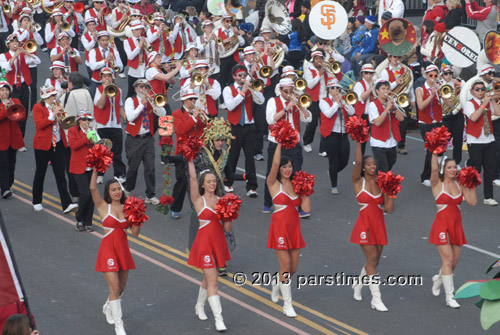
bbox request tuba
[217,34,239,59]
[41,0,63,14]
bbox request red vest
[94,85,121,126]
[150,26,173,57]
[67,126,91,174]
[274,96,300,134]
[54,46,78,72]
[354,80,372,117]
[305,68,329,102]
[0,98,25,150]
[91,48,117,82]
[419,85,442,124]
[126,37,147,70]
[82,32,93,62]
[172,107,205,154]
[125,97,155,136]
[227,86,253,125]
[61,8,80,35]
[174,28,194,56]
[86,8,107,31]
[320,97,349,138]
[46,22,58,49]
[32,101,68,150]
[217,28,240,63]
[206,78,218,117]
[371,100,401,142]
[148,66,166,95]
[467,99,494,138]
[4,52,32,86]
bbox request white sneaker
[18,146,27,152]
[330,187,340,195]
[33,204,44,211]
[246,189,258,198]
[97,176,104,184]
[456,164,461,172]
[484,198,498,206]
[493,179,500,186]
[63,203,78,214]
[118,73,126,78]
[145,197,160,205]
[422,180,431,187]
[319,152,327,157]
[224,186,234,193]
[220,103,227,109]
[303,144,312,153]
[115,176,126,184]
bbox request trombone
[385,92,409,116]
[147,93,168,109]
[24,39,38,53]
[292,91,312,108]
[250,77,264,91]
[294,78,307,91]
[256,52,272,78]
[341,89,358,105]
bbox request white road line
[236,167,266,180]
[463,244,500,258]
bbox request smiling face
[0,86,10,100]
[203,173,217,194]
[108,182,122,201]
[363,157,377,176]
[443,160,457,180]
[280,161,293,179]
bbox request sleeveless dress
[429,182,466,245]
[188,196,231,268]
[267,183,306,250]
[350,178,387,245]
[95,205,136,272]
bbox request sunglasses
[318,42,326,45]
[428,73,438,78]
[281,89,294,94]
[79,118,91,121]
[443,72,453,75]
[391,56,401,59]
[224,19,232,23]
[236,73,247,77]
[137,84,149,88]
[474,87,486,92]
[187,97,197,101]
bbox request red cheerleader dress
[188,196,231,269]
[429,182,466,245]
[267,183,306,250]
[350,178,387,245]
[95,205,136,272]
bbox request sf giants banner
[441,27,480,68]
[308,0,348,40]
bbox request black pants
[372,146,397,173]
[33,12,47,48]
[171,158,187,212]
[127,75,140,99]
[397,113,409,149]
[324,132,350,187]
[64,147,79,198]
[114,38,127,75]
[419,123,442,181]
[228,124,258,191]
[264,141,303,208]
[442,113,465,165]
[97,128,126,178]
[491,119,500,180]
[0,147,17,194]
[29,67,37,111]
[124,134,156,198]
[302,101,325,152]
[219,56,236,101]
[32,141,71,209]
[11,83,30,137]
[467,142,496,199]
[73,171,94,227]
[360,114,370,156]
[252,101,267,156]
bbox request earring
[362,169,365,171]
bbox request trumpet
[54,102,77,129]
[165,59,189,68]
[108,53,120,73]
[294,78,306,91]
[292,92,312,108]
[3,4,10,12]
[68,49,77,58]
[104,84,118,98]
[24,39,38,53]
[60,21,71,32]
[341,89,359,105]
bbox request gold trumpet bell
[252,79,264,91]
[154,94,167,107]
[331,61,342,74]
[104,85,118,98]
[25,40,38,53]
[193,73,204,86]
[294,78,306,91]
[3,4,10,12]
[61,116,77,129]
[345,92,358,105]
[60,21,71,32]
[397,93,410,108]
[440,85,453,99]
[298,93,312,108]
[113,66,121,73]
[96,138,113,150]
[259,66,272,78]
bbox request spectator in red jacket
[465,0,499,43]
[421,0,448,43]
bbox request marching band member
[353,63,376,155]
[81,17,98,78]
[61,0,84,49]
[84,0,109,31]
[369,79,405,172]
[416,64,448,186]
[170,14,197,60]
[146,12,174,59]
[179,42,200,87]
[259,27,285,102]
[317,39,345,74]
[463,80,500,206]
[68,110,95,232]
[0,33,41,138]
[124,19,148,99]
[44,61,68,98]
[215,13,244,104]
[110,0,130,78]
[223,64,264,197]
[45,9,75,50]
[88,30,123,97]
[263,77,311,215]
[49,32,83,73]
[275,66,298,97]
[32,84,78,213]
[145,51,180,96]
[303,50,330,155]
[0,80,24,199]
[251,36,276,89]
[170,88,206,219]
[196,19,222,81]
[439,64,464,167]
[94,67,126,184]
[320,79,355,195]
[183,60,221,118]
[123,79,165,205]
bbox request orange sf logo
[320,4,336,29]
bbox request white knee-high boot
[108,299,126,335]
[279,281,297,318]
[432,270,442,297]
[195,287,208,320]
[352,266,367,301]
[368,275,388,312]
[442,274,460,308]
[208,295,227,332]
[271,275,280,303]
[103,298,115,325]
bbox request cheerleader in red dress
[187,160,231,332]
[266,143,311,318]
[350,141,395,312]
[429,154,476,309]
[90,169,141,335]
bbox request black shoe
[2,189,12,199]
[75,222,85,231]
[85,226,94,232]
[218,267,228,277]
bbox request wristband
[239,92,245,97]
[480,105,486,109]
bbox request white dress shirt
[125,96,165,135]
[369,101,398,148]
[320,95,355,133]
[463,96,495,144]
[266,95,312,142]
[94,88,124,129]
[223,83,264,124]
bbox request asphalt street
[2,35,500,335]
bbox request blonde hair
[447,0,460,9]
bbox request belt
[130,133,151,139]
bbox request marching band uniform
[61,0,84,49]
[146,13,174,59]
[196,20,222,80]
[49,32,82,73]
[182,60,221,118]
[44,61,68,99]
[45,9,76,50]
[0,4,11,54]
[84,0,110,31]
[353,64,376,155]
[124,20,148,98]
[110,4,130,77]
[81,17,99,78]
[170,15,197,60]
[132,0,155,15]
[178,43,199,87]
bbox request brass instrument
[6,103,26,122]
[294,78,306,91]
[341,89,359,105]
[2,4,10,12]
[256,51,272,78]
[192,73,205,86]
[250,77,264,91]
[60,21,71,32]
[104,84,118,98]
[147,93,167,109]
[442,84,462,116]
[392,66,413,97]
[385,91,409,117]
[292,92,312,108]
[165,59,189,68]
[108,53,120,73]
[68,49,77,58]
[440,84,453,99]
[96,138,113,150]
[41,1,63,14]
[54,102,77,129]
[24,40,38,53]
[493,82,500,91]
[330,61,342,74]
[217,35,239,58]
[73,2,84,13]
[145,14,154,25]
[34,23,42,32]
[108,6,131,36]
[102,6,112,16]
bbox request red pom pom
[123,196,149,226]
[87,144,114,173]
[292,171,316,196]
[159,136,174,147]
[425,126,451,154]
[215,194,242,222]
[457,166,482,189]
[269,119,299,149]
[346,115,370,143]
[159,195,174,205]
[177,135,202,161]
[376,171,404,197]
